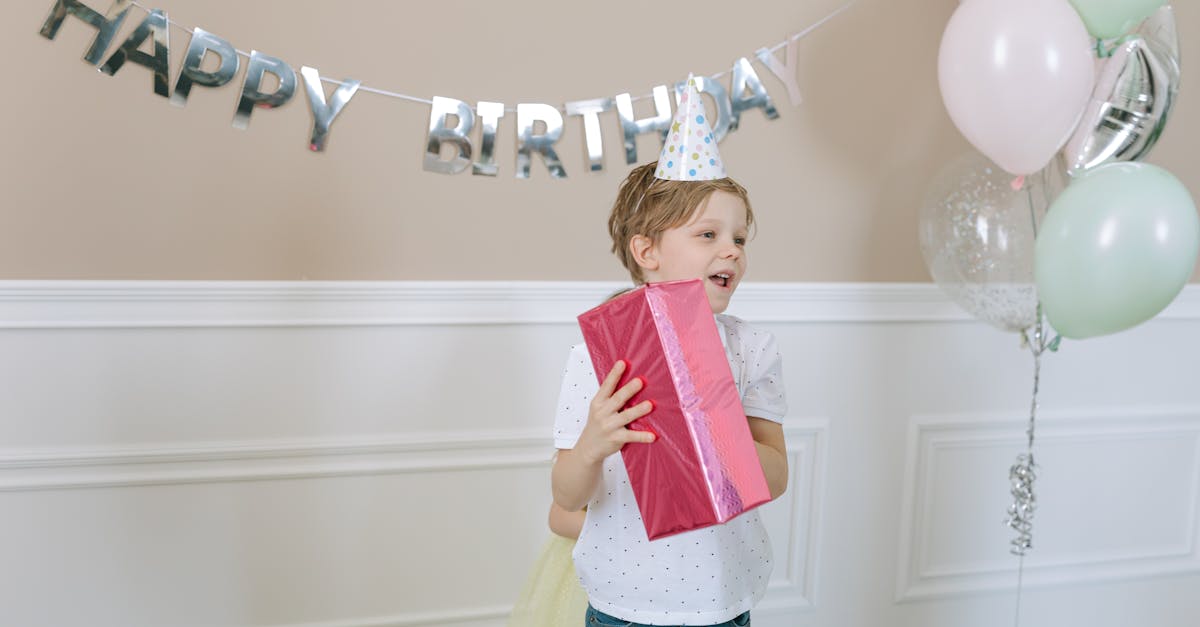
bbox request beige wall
[2,0,1197,282]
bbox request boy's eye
[700,231,715,239]
[734,237,747,246]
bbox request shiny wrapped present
[577,279,770,540]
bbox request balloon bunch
[929,0,1197,340]
[923,0,1198,618]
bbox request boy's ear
[630,235,659,272]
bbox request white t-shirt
[553,314,787,626]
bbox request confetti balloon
[919,151,1065,332]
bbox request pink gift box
[577,279,770,540]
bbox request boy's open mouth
[709,273,732,288]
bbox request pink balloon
[938,0,1095,176]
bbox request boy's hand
[575,360,656,465]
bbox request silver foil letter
[300,66,360,152]
[39,0,132,65]
[615,86,671,165]
[755,40,802,106]
[473,101,504,177]
[565,98,613,173]
[171,28,239,108]
[729,57,779,131]
[423,96,475,175]
[672,76,732,143]
[516,103,567,179]
[100,9,170,98]
[233,50,297,130]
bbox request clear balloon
[1035,162,1200,339]
[1062,5,1180,177]
[1067,0,1166,40]
[938,0,1095,175]
[920,151,1066,333]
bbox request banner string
[127,0,856,113]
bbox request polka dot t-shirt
[553,314,787,625]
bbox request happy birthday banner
[39,0,852,179]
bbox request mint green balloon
[1068,0,1166,39]
[1036,163,1199,339]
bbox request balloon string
[1008,318,1040,557]
[1027,180,1039,238]
[1008,179,1057,627]
[1095,37,1125,58]
[1007,306,1041,627]
[1013,553,1026,627]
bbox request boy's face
[638,190,749,314]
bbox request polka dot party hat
[654,74,726,181]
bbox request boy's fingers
[598,360,626,396]
[610,376,645,407]
[624,427,656,444]
[619,399,654,425]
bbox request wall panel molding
[897,408,1200,601]
[757,420,829,614]
[5,281,1197,328]
[0,423,827,626]
[0,431,553,492]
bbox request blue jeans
[585,604,750,627]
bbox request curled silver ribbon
[1008,303,1048,627]
[1006,182,1059,559]
[1006,452,1037,555]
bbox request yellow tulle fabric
[507,534,588,627]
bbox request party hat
[654,74,726,181]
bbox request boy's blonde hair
[608,161,755,284]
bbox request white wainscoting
[2,282,1199,627]
[897,409,1200,602]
